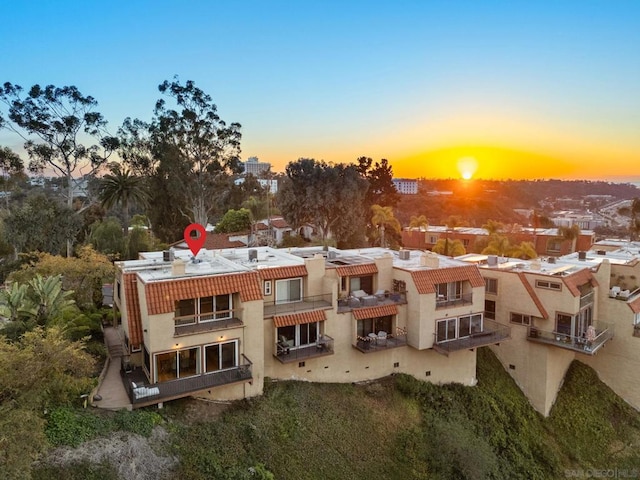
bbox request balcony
[122,355,253,407]
[174,311,243,336]
[579,291,594,309]
[527,322,614,355]
[264,294,332,317]
[433,319,511,355]
[337,291,407,313]
[436,293,473,309]
[274,334,335,363]
[353,327,408,353]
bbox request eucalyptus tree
[0,82,118,255]
[150,78,242,227]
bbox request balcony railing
[174,311,243,336]
[122,354,253,407]
[274,334,334,363]
[433,318,511,355]
[436,293,473,309]
[353,327,408,353]
[264,293,332,317]
[337,291,407,313]
[527,321,614,355]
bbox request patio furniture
[377,331,387,346]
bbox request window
[556,313,573,335]
[436,281,462,301]
[634,312,640,326]
[485,278,498,295]
[485,299,496,319]
[459,314,483,337]
[536,280,562,291]
[263,280,272,296]
[510,313,531,326]
[547,240,562,253]
[116,280,121,301]
[175,294,233,323]
[436,318,457,342]
[462,239,470,247]
[429,235,438,244]
[350,275,373,295]
[277,322,319,348]
[155,347,200,383]
[357,315,392,337]
[205,340,238,372]
[275,278,302,304]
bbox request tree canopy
[276,158,368,246]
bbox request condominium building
[113,247,510,408]
[459,243,640,415]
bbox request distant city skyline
[1,1,639,181]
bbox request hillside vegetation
[35,348,640,479]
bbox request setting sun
[457,156,478,180]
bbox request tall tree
[98,162,149,233]
[149,77,242,227]
[409,215,428,229]
[356,157,400,209]
[277,159,368,246]
[0,146,24,207]
[4,194,83,257]
[0,83,118,255]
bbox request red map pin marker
[184,224,206,257]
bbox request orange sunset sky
[2,2,640,181]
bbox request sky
[1,0,640,181]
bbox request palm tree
[482,219,504,236]
[433,238,466,256]
[371,205,401,248]
[507,241,538,260]
[558,224,580,252]
[98,163,149,234]
[409,215,428,229]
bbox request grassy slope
[41,347,640,479]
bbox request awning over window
[353,304,398,320]
[273,309,327,327]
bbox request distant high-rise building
[243,156,271,176]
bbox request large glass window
[437,318,457,342]
[175,294,233,323]
[459,314,483,337]
[485,278,498,295]
[357,315,393,337]
[350,275,373,295]
[556,313,573,336]
[155,347,200,383]
[436,281,462,301]
[204,340,238,372]
[277,322,320,348]
[275,278,303,304]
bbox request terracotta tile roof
[123,273,143,347]
[335,263,378,277]
[411,265,485,294]
[627,295,640,314]
[518,272,549,319]
[202,233,246,249]
[273,309,327,327]
[145,271,263,315]
[256,223,269,231]
[258,265,308,280]
[562,269,599,297]
[270,217,290,229]
[353,304,398,319]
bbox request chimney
[420,253,439,268]
[172,258,186,276]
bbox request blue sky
[2,1,640,179]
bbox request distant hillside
[397,179,640,227]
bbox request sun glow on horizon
[457,156,478,180]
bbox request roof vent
[578,251,587,260]
[327,251,337,260]
[487,255,498,267]
[597,250,606,256]
[248,249,258,262]
[548,257,556,264]
[399,250,410,260]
